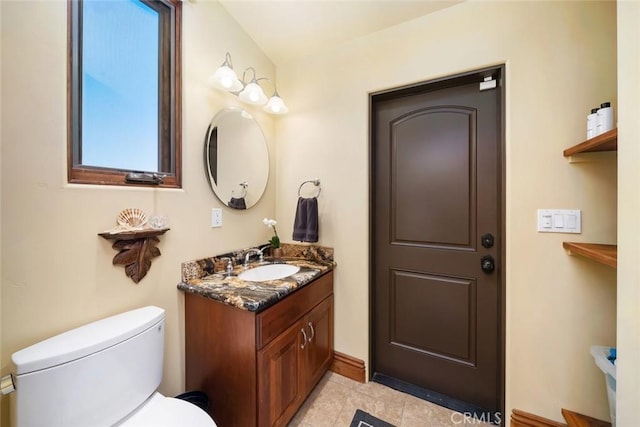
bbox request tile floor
[288,372,492,427]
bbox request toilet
[6,306,216,427]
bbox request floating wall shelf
[98,228,170,283]
[563,242,617,269]
[562,129,617,269]
[563,128,617,157]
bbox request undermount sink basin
[238,263,300,282]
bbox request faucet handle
[219,257,233,274]
[257,247,266,263]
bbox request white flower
[263,218,280,248]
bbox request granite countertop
[177,244,335,312]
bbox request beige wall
[275,1,617,423]
[0,1,627,426]
[616,1,640,425]
[0,1,277,425]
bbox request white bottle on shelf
[587,107,598,139]
[596,102,614,135]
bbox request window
[68,0,182,187]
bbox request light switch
[553,214,564,228]
[537,209,581,233]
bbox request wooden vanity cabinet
[257,296,333,427]
[185,271,333,427]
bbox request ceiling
[218,0,464,65]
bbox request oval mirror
[204,108,269,209]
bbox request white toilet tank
[11,306,165,427]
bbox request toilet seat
[119,392,217,426]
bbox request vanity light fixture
[238,69,268,106]
[209,52,243,92]
[210,52,289,115]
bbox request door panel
[390,270,476,365]
[392,107,476,247]
[372,69,503,412]
[257,321,304,427]
[305,296,334,391]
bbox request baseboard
[511,409,566,427]
[330,351,366,383]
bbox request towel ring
[298,179,321,198]
[232,181,248,198]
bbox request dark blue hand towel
[228,197,246,210]
[292,197,318,242]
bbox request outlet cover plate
[211,208,222,228]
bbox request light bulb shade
[238,82,268,105]
[209,65,243,92]
[264,95,289,114]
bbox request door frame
[368,64,506,420]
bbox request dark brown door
[371,68,503,413]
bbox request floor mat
[349,409,396,427]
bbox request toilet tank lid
[12,306,165,375]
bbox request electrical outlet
[211,208,222,228]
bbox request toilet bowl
[4,306,216,427]
[116,392,214,426]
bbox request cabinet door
[257,320,306,427]
[304,296,334,392]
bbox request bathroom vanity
[179,248,335,427]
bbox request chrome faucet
[244,247,266,266]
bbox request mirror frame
[204,107,269,209]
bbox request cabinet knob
[300,328,308,349]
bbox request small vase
[272,247,283,259]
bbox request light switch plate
[537,209,581,233]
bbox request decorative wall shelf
[563,242,617,269]
[563,128,617,157]
[562,130,618,269]
[98,228,170,283]
[561,408,611,427]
